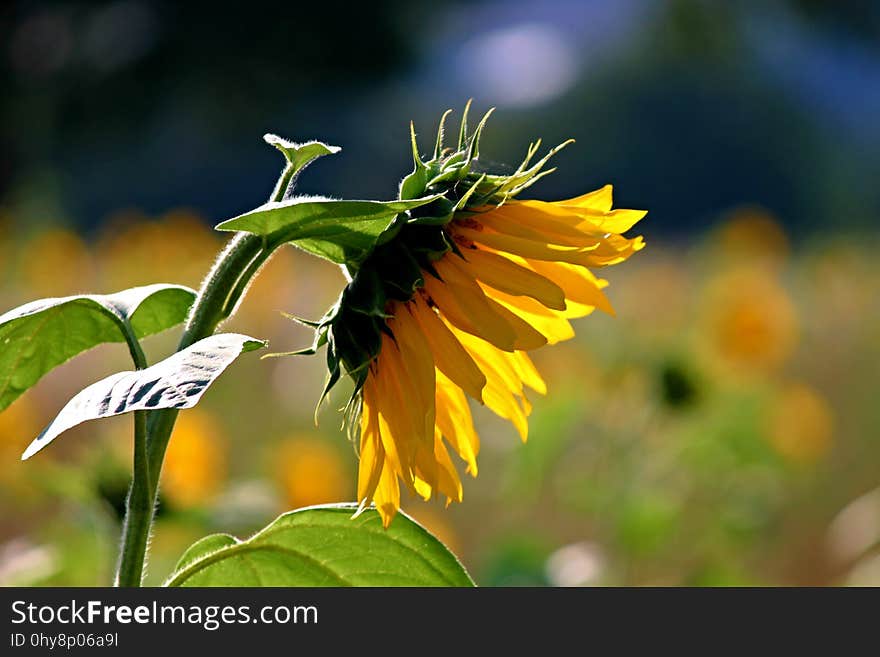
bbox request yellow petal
[373,341,416,490]
[373,460,400,528]
[506,351,546,396]
[448,326,531,440]
[456,226,601,268]
[410,295,486,402]
[477,207,600,247]
[451,327,525,395]
[412,438,439,501]
[439,253,548,350]
[461,247,566,310]
[484,287,576,345]
[484,296,548,350]
[389,306,436,441]
[562,184,613,211]
[520,258,615,315]
[432,433,463,504]
[357,377,386,505]
[413,476,432,501]
[570,207,647,234]
[483,376,530,441]
[427,256,548,352]
[435,371,480,475]
[425,260,518,350]
[580,234,646,266]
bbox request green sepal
[278,311,322,328]
[262,325,328,359]
[315,345,343,421]
[374,241,424,300]
[374,214,407,247]
[399,122,429,200]
[455,174,488,210]
[401,224,452,260]
[457,99,473,151]
[399,167,428,201]
[406,196,455,226]
[433,109,453,159]
[466,107,495,162]
[426,163,469,190]
[346,267,389,318]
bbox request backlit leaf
[0,284,196,413]
[21,333,265,460]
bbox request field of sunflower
[2,1,878,588]
[0,195,877,586]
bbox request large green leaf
[215,195,440,265]
[165,504,475,587]
[21,333,266,460]
[0,284,196,413]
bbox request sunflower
[297,105,646,526]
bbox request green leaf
[173,534,237,572]
[0,284,196,413]
[264,134,341,175]
[165,504,475,587]
[21,333,266,460]
[215,195,441,266]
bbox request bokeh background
[1,0,879,586]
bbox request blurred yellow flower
[765,382,834,463]
[0,397,41,494]
[715,205,789,265]
[273,436,349,510]
[702,268,798,373]
[20,228,96,296]
[810,243,880,337]
[614,251,691,338]
[161,409,227,508]
[97,209,220,289]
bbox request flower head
[300,105,646,526]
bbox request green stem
[115,163,293,586]
[115,322,151,587]
[115,410,149,586]
[145,231,267,491]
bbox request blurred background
[1,0,879,586]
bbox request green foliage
[0,284,196,413]
[264,135,341,202]
[21,334,266,460]
[1,120,500,589]
[165,505,474,587]
[264,135,340,176]
[215,196,440,267]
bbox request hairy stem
[115,322,151,587]
[146,232,266,491]
[115,166,292,586]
